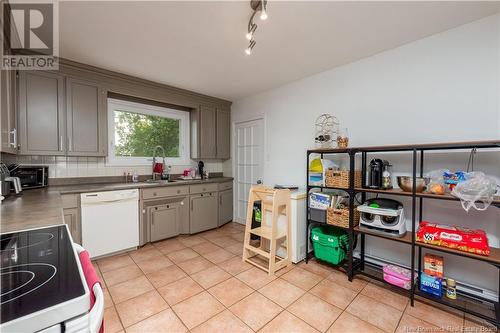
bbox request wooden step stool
[242,186,291,276]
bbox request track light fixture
[245,40,256,55]
[260,0,268,20]
[246,23,257,40]
[245,0,268,55]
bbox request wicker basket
[325,169,362,189]
[327,207,360,229]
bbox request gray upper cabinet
[199,104,217,158]
[1,69,17,154]
[190,104,231,160]
[15,61,231,158]
[66,78,107,156]
[18,71,65,155]
[216,108,230,159]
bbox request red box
[416,221,490,256]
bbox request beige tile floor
[94,222,496,333]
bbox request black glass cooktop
[1,225,86,324]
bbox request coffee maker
[368,159,384,189]
[198,161,205,180]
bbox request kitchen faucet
[152,145,171,181]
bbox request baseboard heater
[353,251,498,303]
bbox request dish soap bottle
[132,170,139,183]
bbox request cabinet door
[218,189,233,226]
[18,71,65,155]
[66,78,107,156]
[1,69,17,154]
[149,203,180,242]
[216,108,230,159]
[63,208,81,244]
[199,105,217,158]
[190,193,218,233]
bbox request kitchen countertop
[1,177,233,233]
[54,177,234,195]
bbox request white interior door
[234,119,264,224]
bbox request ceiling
[59,1,500,101]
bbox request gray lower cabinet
[63,207,82,244]
[1,69,17,154]
[66,78,107,156]
[61,194,81,244]
[190,192,218,233]
[18,71,66,155]
[141,193,189,243]
[149,203,180,242]
[218,189,233,226]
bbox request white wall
[230,14,500,292]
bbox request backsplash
[0,153,223,179]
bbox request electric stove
[1,225,90,332]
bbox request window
[107,98,190,165]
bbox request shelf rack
[305,140,500,326]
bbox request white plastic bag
[451,172,498,212]
[426,169,449,195]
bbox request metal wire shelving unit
[305,140,500,326]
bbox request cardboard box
[424,254,444,278]
[420,272,443,298]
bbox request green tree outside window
[114,110,180,157]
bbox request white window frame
[107,98,190,166]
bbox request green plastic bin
[311,225,349,265]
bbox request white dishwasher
[81,189,139,258]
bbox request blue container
[420,272,442,298]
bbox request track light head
[260,0,268,20]
[245,40,256,55]
[246,23,257,40]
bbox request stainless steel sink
[141,179,177,184]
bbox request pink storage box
[383,264,413,290]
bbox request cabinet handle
[9,128,16,148]
[177,190,180,194]
[167,205,169,208]
[153,192,157,196]
[191,203,193,211]
[155,207,158,210]
[68,136,72,152]
[201,193,203,197]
